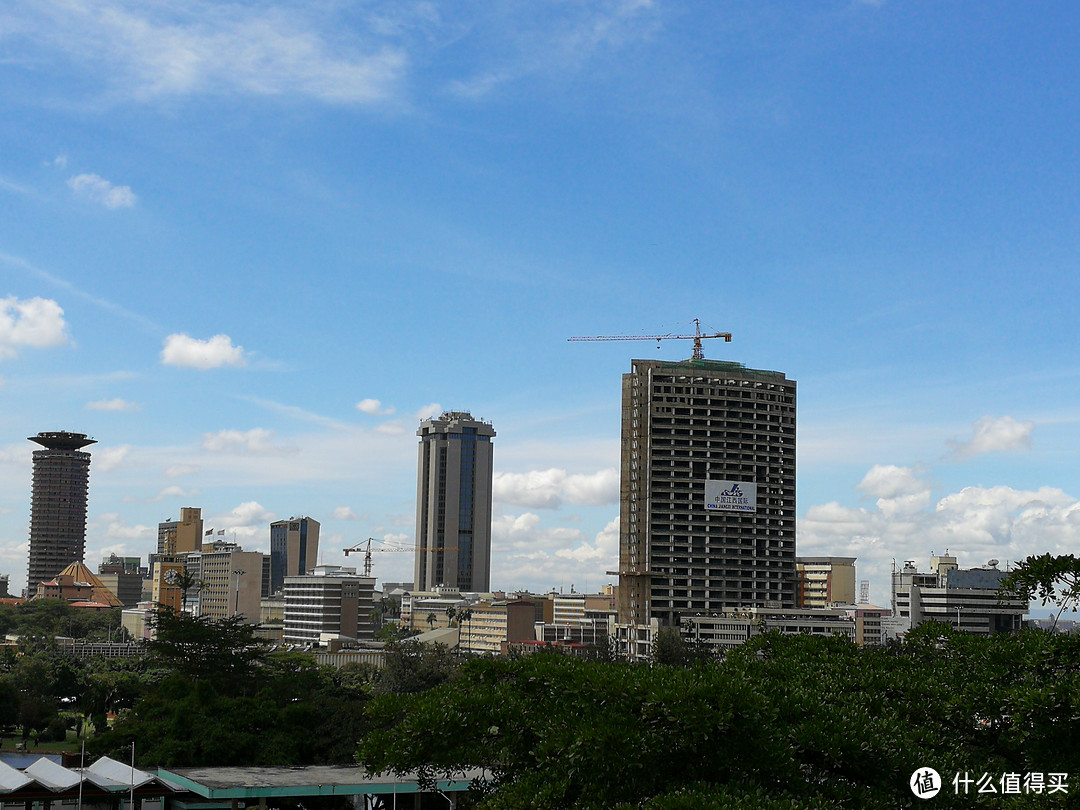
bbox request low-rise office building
[891,554,1027,636]
[283,565,376,646]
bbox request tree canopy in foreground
[358,626,1078,809]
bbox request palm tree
[426,612,436,631]
[174,570,203,614]
[458,608,473,651]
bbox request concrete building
[414,411,496,592]
[796,556,857,608]
[681,607,856,652]
[196,542,265,623]
[455,600,540,654]
[552,591,617,625]
[269,516,320,595]
[97,571,144,607]
[891,554,1027,636]
[26,431,95,597]
[157,507,204,555]
[618,358,797,627]
[282,565,375,646]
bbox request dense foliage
[357,626,1079,809]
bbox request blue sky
[2,1,1079,607]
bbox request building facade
[618,359,797,627]
[269,516,320,595]
[891,555,1027,636]
[414,411,496,592]
[156,507,204,555]
[196,543,264,622]
[282,565,375,646]
[796,556,857,608]
[26,431,96,597]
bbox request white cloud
[333,506,359,521]
[86,397,138,411]
[90,513,153,541]
[376,421,406,435]
[0,296,69,360]
[490,511,619,592]
[357,398,394,416]
[856,464,928,499]
[950,415,1034,459]
[161,333,247,369]
[16,1,406,105]
[67,173,137,208]
[493,468,619,509]
[202,428,285,455]
[163,463,199,478]
[415,402,442,420]
[95,445,131,472]
[210,501,277,543]
[799,468,1080,609]
[48,155,68,168]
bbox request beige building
[158,507,204,554]
[196,543,265,622]
[796,557,856,608]
[552,592,616,625]
[458,600,544,654]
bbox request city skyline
[2,3,1080,607]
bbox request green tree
[145,608,268,687]
[358,630,1080,809]
[999,553,1080,629]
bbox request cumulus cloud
[493,468,619,509]
[202,428,283,454]
[490,511,620,592]
[161,333,247,369]
[67,173,137,208]
[211,501,277,542]
[0,296,69,360]
[91,513,153,541]
[333,506,359,521]
[799,466,1080,609]
[357,398,394,416]
[86,397,138,411]
[95,445,131,472]
[415,403,442,420]
[949,415,1034,459]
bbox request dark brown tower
[26,431,95,597]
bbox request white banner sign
[704,480,757,512]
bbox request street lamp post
[233,569,246,616]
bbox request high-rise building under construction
[26,431,95,597]
[618,358,797,626]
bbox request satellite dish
[988,559,999,568]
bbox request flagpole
[130,740,135,810]
[77,736,85,810]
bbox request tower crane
[343,538,458,578]
[568,318,731,360]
